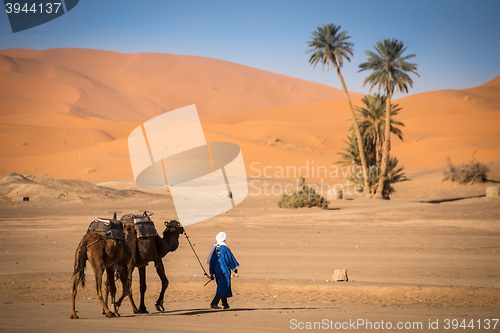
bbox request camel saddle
[86,218,125,241]
[121,214,158,238]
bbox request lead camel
[106,217,184,313]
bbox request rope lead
[182,227,212,286]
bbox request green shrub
[443,154,489,184]
[278,176,329,209]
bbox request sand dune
[0,172,165,202]
[0,113,136,181]
[392,78,500,168]
[0,48,498,181]
[0,48,360,121]
[203,80,500,171]
[1,89,498,182]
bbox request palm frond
[350,94,405,142]
[306,24,354,71]
[358,38,418,95]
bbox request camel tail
[73,240,88,288]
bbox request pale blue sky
[1,0,499,99]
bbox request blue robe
[209,245,239,298]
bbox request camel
[105,215,184,313]
[70,228,131,319]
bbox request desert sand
[0,172,499,332]
[0,49,499,180]
[0,49,499,332]
[0,48,362,120]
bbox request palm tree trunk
[375,92,392,199]
[333,62,371,196]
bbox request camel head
[162,220,184,252]
[123,223,137,234]
[163,220,184,235]
[123,223,137,242]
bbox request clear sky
[1,0,499,99]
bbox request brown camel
[108,216,184,313]
[70,230,131,319]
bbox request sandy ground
[0,173,499,332]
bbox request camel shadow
[118,306,337,317]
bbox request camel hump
[120,214,158,238]
[87,218,125,241]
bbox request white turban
[206,232,227,264]
[216,232,227,244]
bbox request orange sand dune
[0,47,498,181]
[0,48,361,121]
[2,136,132,182]
[392,79,500,168]
[0,113,137,181]
[0,113,137,156]
[204,78,500,170]
[2,78,498,181]
[0,112,340,182]
[462,75,500,105]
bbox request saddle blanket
[121,214,158,238]
[87,218,125,241]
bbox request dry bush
[278,177,329,209]
[443,153,489,184]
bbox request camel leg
[70,273,80,319]
[106,267,118,315]
[113,263,131,315]
[88,258,115,318]
[154,260,169,312]
[102,278,110,315]
[127,264,141,313]
[138,266,148,313]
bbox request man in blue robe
[207,232,239,309]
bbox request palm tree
[306,24,371,196]
[352,94,404,167]
[358,39,418,199]
[337,131,406,199]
